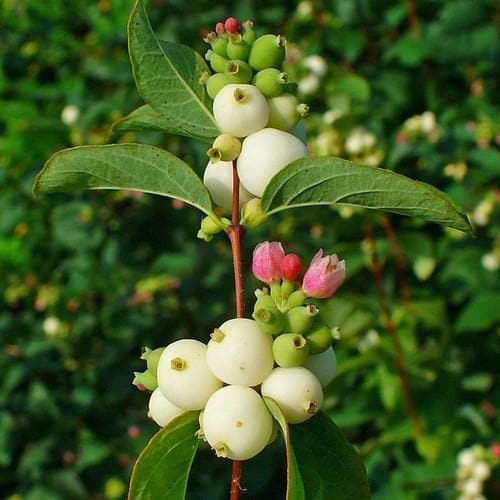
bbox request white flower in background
[298,74,320,95]
[43,316,60,337]
[473,462,491,481]
[303,55,327,77]
[345,128,376,155]
[444,162,468,181]
[358,329,380,352]
[323,109,342,124]
[472,198,494,226]
[456,445,493,500]
[458,449,476,468]
[481,252,498,272]
[61,105,80,126]
[296,1,313,19]
[420,111,436,134]
[404,115,422,134]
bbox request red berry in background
[224,17,239,34]
[279,254,303,281]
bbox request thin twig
[365,223,424,436]
[405,0,420,38]
[227,160,245,500]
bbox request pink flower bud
[215,22,225,35]
[252,241,285,284]
[302,250,345,299]
[279,254,303,281]
[492,442,500,458]
[224,17,239,34]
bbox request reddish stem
[227,160,245,499]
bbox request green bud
[141,347,165,377]
[207,133,242,162]
[205,49,230,73]
[253,294,285,336]
[304,320,334,354]
[272,333,309,367]
[203,32,229,57]
[240,198,268,228]
[197,215,230,242]
[225,60,253,84]
[242,20,256,45]
[284,305,318,334]
[253,68,288,98]
[226,34,251,61]
[132,370,157,391]
[281,280,295,300]
[287,290,306,308]
[248,34,287,71]
[267,94,309,132]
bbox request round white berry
[237,128,308,197]
[157,339,222,410]
[203,385,273,460]
[207,318,274,387]
[203,160,253,212]
[302,346,337,387]
[261,366,323,424]
[148,388,185,427]
[213,84,269,138]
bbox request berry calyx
[225,60,252,84]
[207,133,242,163]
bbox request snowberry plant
[33,1,473,499]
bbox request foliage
[0,0,498,499]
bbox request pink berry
[279,254,303,281]
[224,17,239,34]
[215,22,225,35]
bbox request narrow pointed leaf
[128,0,218,139]
[128,412,200,500]
[33,144,214,216]
[264,398,305,500]
[262,157,472,234]
[108,105,212,143]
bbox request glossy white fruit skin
[157,339,222,410]
[213,84,269,138]
[203,385,273,460]
[302,346,337,388]
[261,366,323,424]
[207,318,274,386]
[237,128,309,197]
[203,160,253,212]
[148,388,185,427]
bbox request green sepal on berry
[272,333,309,367]
[141,347,165,377]
[132,369,157,391]
[248,34,287,71]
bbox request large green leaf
[108,105,212,143]
[128,0,218,139]
[33,144,214,215]
[128,412,199,500]
[265,398,370,500]
[262,157,472,234]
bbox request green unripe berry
[240,198,268,228]
[253,294,285,336]
[273,333,309,367]
[205,49,230,73]
[204,32,229,57]
[227,34,251,61]
[207,133,242,163]
[206,73,231,99]
[286,290,306,308]
[267,94,309,132]
[248,34,287,71]
[304,320,334,354]
[242,20,256,45]
[253,68,288,98]
[197,215,229,242]
[225,60,253,84]
[284,305,318,334]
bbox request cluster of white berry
[134,242,345,461]
[200,17,310,223]
[455,445,494,500]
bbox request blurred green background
[1,0,499,498]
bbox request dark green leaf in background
[128,0,219,140]
[33,144,214,215]
[128,412,199,500]
[262,157,473,234]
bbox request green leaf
[262,156,472,234]
[108,105,212,143]
[265,398,370,500]
[264,398,305,500]
[128,412,199,500]
[33,144,214,216]
[456,292,500,333]
[128,0,218,140]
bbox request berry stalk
[226,159,245,499]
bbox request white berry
[157,339,222,410]
[203,385,273,460]
[203,160,253,212]
[213,84,269,138]
[261,366,323,424]
[302,346,337,387]
[148,388,185,427]
[237,128,308,197]
[207,318,274,387]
